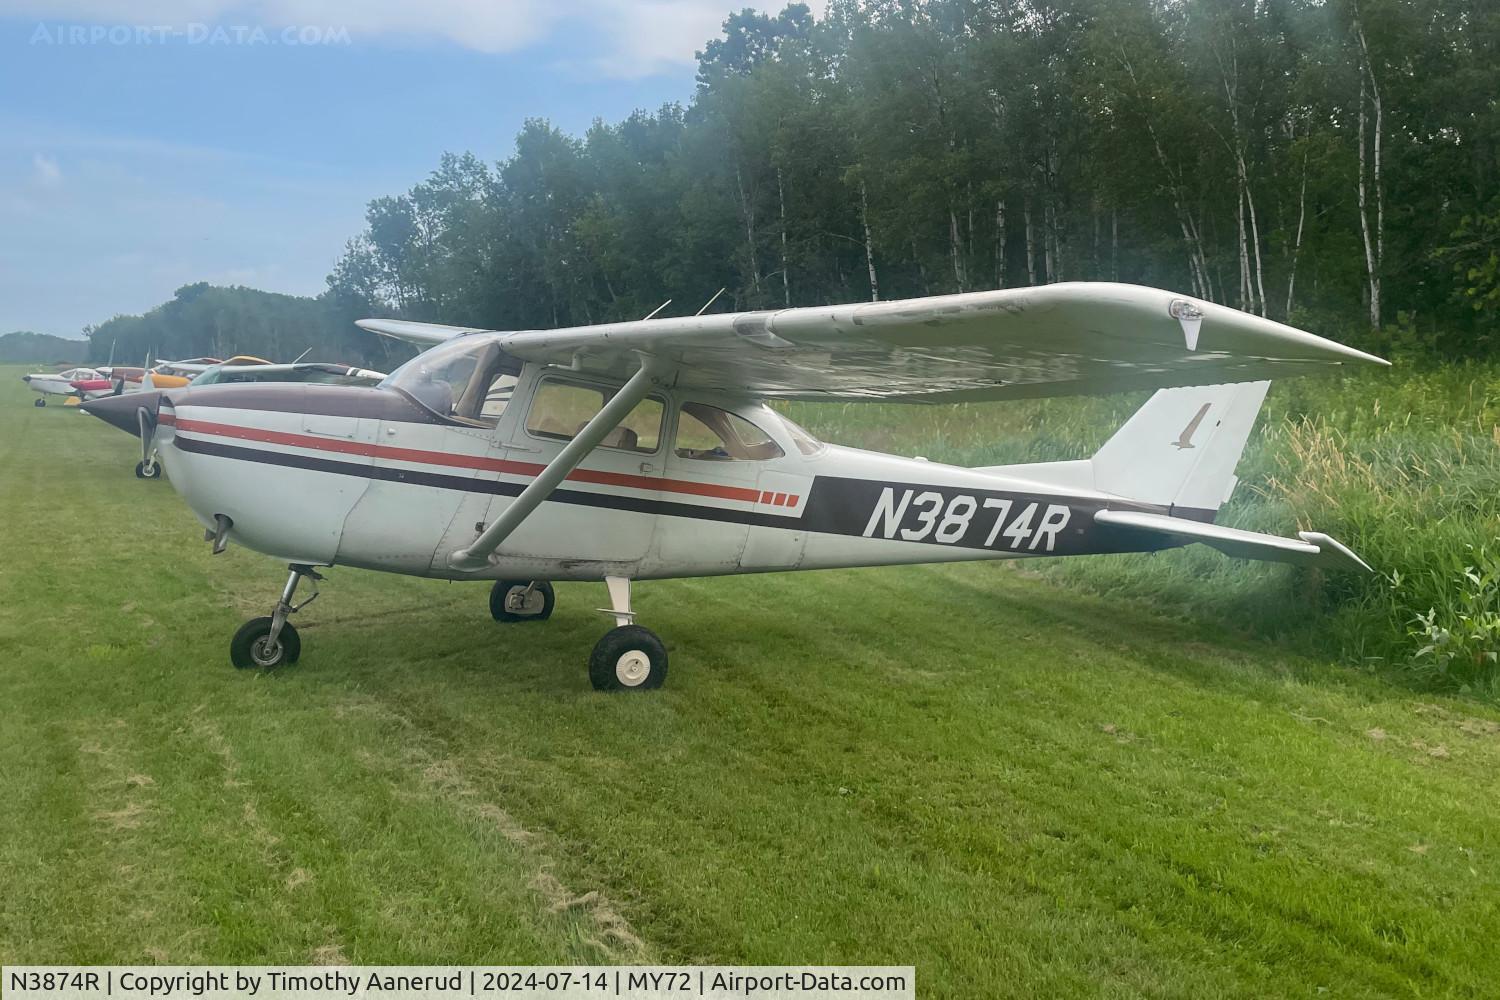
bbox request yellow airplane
[144,356,273,390]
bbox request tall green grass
[784,364,1500,696]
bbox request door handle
[639,462,655,474]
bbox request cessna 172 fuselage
[83,282,1386,690]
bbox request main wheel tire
[229,617,301,670]
[589,625,668,691]
[34,397,45,407]
[134,460,161,480]
[489,580,554,622]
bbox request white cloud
[0,0,826,74]
[32,152,62,186]
[575,0,733,78]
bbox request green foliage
[0,331,88,364]
[788,363,1500,697]
[1406,557,1500,692]
[321,0,1500,357]
[84,283,406,370]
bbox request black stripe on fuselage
[171,435,1193,556]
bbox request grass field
[4,367,1500,997]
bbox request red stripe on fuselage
[168,415,767,504]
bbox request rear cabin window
[674,403,785,461]
[525,380,663,453]
[778,413,824,456]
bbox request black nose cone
[81,391,162,437]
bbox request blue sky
[0,1,756,337]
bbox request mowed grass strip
[1,368,1498,998]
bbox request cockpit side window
[524,379,663,453]
[674,403,785,461]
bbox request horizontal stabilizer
[1095,509,1372,573]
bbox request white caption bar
[2,967,914,1000]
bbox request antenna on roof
[291,347,312,363]
[642,299,672,321]
[694,288,727,316]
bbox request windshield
[380,336,520,426]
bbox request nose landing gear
[489,579,555,622]
[230,564,323,670]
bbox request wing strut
[447,355,670,572]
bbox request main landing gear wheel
[134,460,161,479]
[589,625,668,692]
[34,397,45,407]
[230,617,301,669]
[490,580,554,622]
[229,564,322,671]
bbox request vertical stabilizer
[1090,381,1269,517]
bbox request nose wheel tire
[34,397,45,407]
[589,625,667,691]
[134,460,161,479]
[490,580,555,622]
[230,617,301,670]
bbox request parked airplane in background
[21,366,103,406]
[142,356,270,390]
[84,283,1387,690]
[190,360,385,387]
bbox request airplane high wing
[356,319,494,347]
[357,282,1386,402]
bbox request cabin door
[484,370,665,570]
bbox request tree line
[91,0,1500,366]
[84,283,405,371]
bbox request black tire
[490,580,555,622]
[589,625,668,691]
[34,397,45,407]
[229,617,301,670]
[134,460,161,480]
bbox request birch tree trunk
[1354,13,1384,330]
[949,208,967,292]
[1024,199,1037,285]
[860,180,879,302]
[776,165,790,308]
[734,161,761,295]
[1237,184,1251,311]
[994,199,1007,289]
[1285,153,1308,318]
[1111,209,1119,281]
[1119,50,1211,300]
[1044,200,1058,283]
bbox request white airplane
[21,366,104,406]
[83,283,1386,689]
[190,360,386,387]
